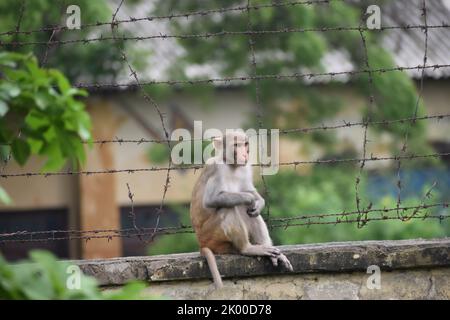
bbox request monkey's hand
[245,193,264,217]
[246,205,259,217]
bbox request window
[0,208,69,261]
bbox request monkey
[190,129,293,289]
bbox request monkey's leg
[221,208,280,257]
[246,215,294,272]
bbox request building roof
[111,0,450,86]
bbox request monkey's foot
[242,244,280,257]
[271,254,294,272]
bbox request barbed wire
[0,113,447,147]
[72,64,450,90]
[0,151,448,179]
[82,113,449,145]
[0,202,447,244]
[0,0,345,38]
[2,24,448,48]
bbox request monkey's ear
[212,136,223,150]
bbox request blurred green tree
[0,52,92,203]
[0,0,137,82]
[151,0,429,151]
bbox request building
[0,0,449,260]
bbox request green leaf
[0,82,21,98]
[25,110,50,130]
[27,137,44,154]
[11,139,30,166]
[77,112,91,141]
[0,100,8,117]
[66,88,88,98]
[49,69,71,94]
[0,186,12,205]
[34,92,50,110]
[0,145,10,162]
[41,143,65,172]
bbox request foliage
[0,250,152,300]
[264,167,449,245]
[0,0,134,83]
[147,165,449,255]
[151,0,428,152]
[0,52,91,171]
[0,185,12,205]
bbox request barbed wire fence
[0,0,449,246]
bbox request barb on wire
[126,182,144,242]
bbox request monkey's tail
[201,247,223,289]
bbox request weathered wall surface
[141,268,449,300]
[76,238,450,300]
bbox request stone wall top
[75,238,450,286]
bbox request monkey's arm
[203,177,254,209]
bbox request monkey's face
[213,131,249,166]
[224,132,249,166]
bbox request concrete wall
[76,238,450,300]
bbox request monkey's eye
[245,142,249,147]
